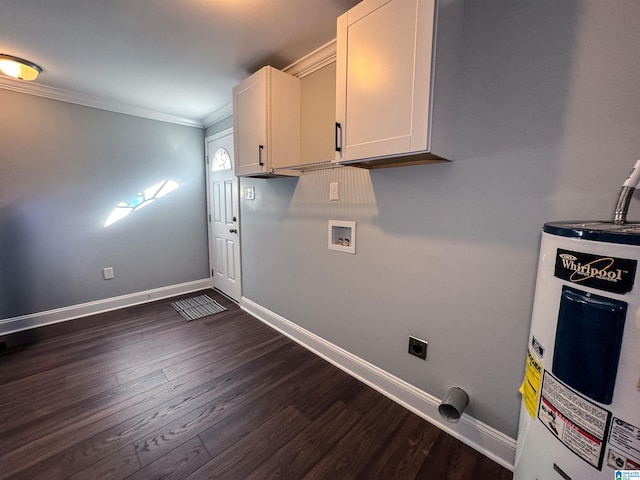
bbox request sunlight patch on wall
[104,180,179,227]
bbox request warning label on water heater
[554,248,637,294]
[538,371,612,470]
[608,417,640,467]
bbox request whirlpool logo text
[554,248,637,294]
[559,254,623,282]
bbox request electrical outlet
[103,267,114,280]
[408,336,428,360]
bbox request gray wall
[237,0,640,439]
[0,90,208,320]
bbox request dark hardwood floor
[0,290,513,479]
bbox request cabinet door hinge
[211,268,214,276]
[208,213,211,222]
[206,155,209,164]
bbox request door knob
[229,228,238,234]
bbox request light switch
[330,182,339,201]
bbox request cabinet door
[300,63,336,165]
[233,69,267,176]
[336,0,435,163]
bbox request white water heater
[516,161,640,480]
[515,221,640,479]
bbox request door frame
[204,127,242,301]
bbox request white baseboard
[241,296,517,471]
[0,278,212,336]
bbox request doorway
[205,127,241,302]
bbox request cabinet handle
[335,122,342,153]
[258,144,264,167]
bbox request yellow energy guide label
[521,348,543,418]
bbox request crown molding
[0,77,204,128]
[200,39,338,127]
[0,38,338,128]
[202,102,233,129]
[284,39,337,78]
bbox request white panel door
[205,128,241,301]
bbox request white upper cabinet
[233,66,301,177]
[300,62,337,166]
[334,0,462,168]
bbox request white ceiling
[0,0,360,126]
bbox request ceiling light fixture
[0,54,42,81]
